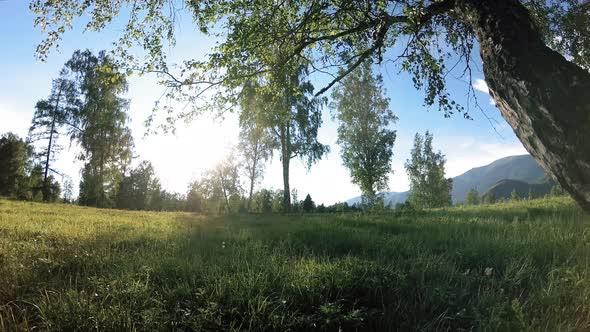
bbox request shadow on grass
[2,206,590,331]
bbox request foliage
[525,0,590,69]
[405,131,452,209]
[186,154,243,214]
[238,109,274,212]
[116,161,162,211]
[511,189,521,201]
[1,196,589,330]
[465,188,480,205]
[62,176,74,203]
[302,194,315,213]
[29,73,79,201]
[481,192,496,205]
[251,189,274,214]
[0,133,34,198]
[331,61,397,205]
[65,50,134,208]
[550,183,567,197]
[240,64,329,211]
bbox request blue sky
[0,1,527,204]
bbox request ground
[0,197,589,331]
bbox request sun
[136,114,240,193]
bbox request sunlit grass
[0,197,589,331]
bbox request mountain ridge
[345,154,549,206]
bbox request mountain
[483,179,553,200]
[346,191,410,207]
[344,154,548,205]
[450,154,547,203]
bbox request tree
[550,184,566,197]
[192,154,243,214]
[271,190,285,213]
[528,188,535,200]
[511,189,521,201]
[116,161,161,210]
[29,75,79,202]
[251,189,273,213]
[240,64,329,212]
[19,164,59,202]
[481,192,496,205]
[291,189,300,213]
[331,61,397,205]
[212,154,243,214]
[0,133,34,198]
[465,188,480,205]
[62,176,74,203]
[186,181,205,213]
[405,132,453,209]
[65,50,134,208]
[238,115,274,212]
[302,194,315,213]
[32,0,590,211]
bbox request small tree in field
[62,176,74,203]
[482,192,496,205]
[511,189,521,201]
[302,194,315,213]
[405,132,452,209]
[331,61,397,206]
[465,188,480,205]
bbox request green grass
[0,197,589,331]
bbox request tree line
[1,49,457,213]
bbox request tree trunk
[280,126,291,212]
[220,172,231,214]
[43,89,61,202]
[247,140,259,212]
[456,0,590,211]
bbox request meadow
[0,197,589,331]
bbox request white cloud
[473,79,489,94]
[489,97,497,106]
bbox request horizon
[0,1,528,205]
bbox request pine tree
[29,74,79,202]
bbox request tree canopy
[405,131,452,209]
[331,61,397,205]
[29,0,590,210]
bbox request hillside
[451,154,547,202]
[346,154,548,205]
[483,179,554,200]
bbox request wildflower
[222,241,226,249]
[484,267,493,276]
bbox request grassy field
[0,198,589,331]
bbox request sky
[0,1,527,205]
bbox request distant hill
[345,191,410,207]
[451,154,547,203]
[483,179,553,200]
[345,154,549,206]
